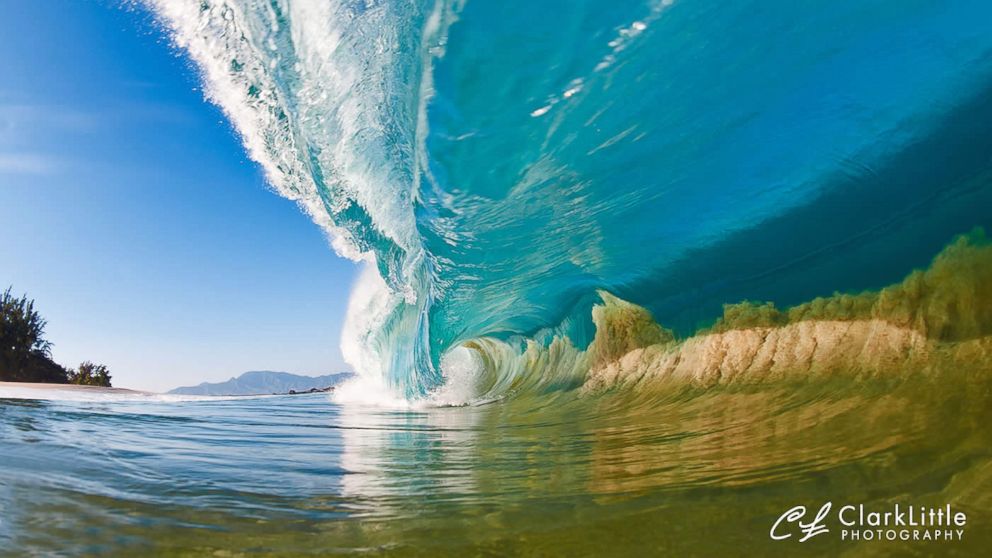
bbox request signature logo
[771,502,967,543]
[770,502,832,542]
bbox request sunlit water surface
[1,375,991,556]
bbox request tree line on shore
[0,287,112,387]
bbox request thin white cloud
[0,101,194,141]
[0,152,60,175]
[0,104,99,136]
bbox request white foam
[329,374,412,409]
[146,0,426,262]
[339,264,400,379]
[426,346,485,406]
[332,333,485,409]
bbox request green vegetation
[68,361,113,387]
[0,287,112,386]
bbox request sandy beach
[0,381,148,394]
[0,382,159,402]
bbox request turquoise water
[148,0,992,396]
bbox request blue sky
[0,1,357,391]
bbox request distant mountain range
[168,371,353,396]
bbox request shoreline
[0,381,150,395]
[0,381,336,399]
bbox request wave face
[149,0,992,397]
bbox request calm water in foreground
[1,373,990,557]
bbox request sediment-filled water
[1,378,990,556]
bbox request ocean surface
[1,382,990,556]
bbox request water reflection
[337,404,482,508]
[1,372,991,555]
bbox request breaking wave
[147,0,992,401]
